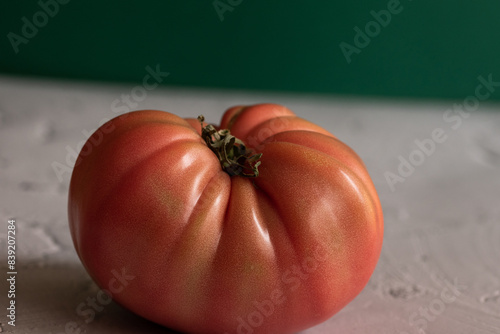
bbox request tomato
[68,103,383,334]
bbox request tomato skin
[68,104,383,334]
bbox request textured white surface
[0,75,499,334]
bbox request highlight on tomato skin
[68,103,383,334]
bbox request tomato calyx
[198,115,262,177]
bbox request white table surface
[0,75,499,334]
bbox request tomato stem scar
[198,115,262,177]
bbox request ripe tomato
[68,103,383,334]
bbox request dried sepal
[198,115,262,178]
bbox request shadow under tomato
[6,262,180,333]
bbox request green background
[1,0,499,100]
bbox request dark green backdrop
[1,0,499,100]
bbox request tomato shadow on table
[15,262,180,333]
